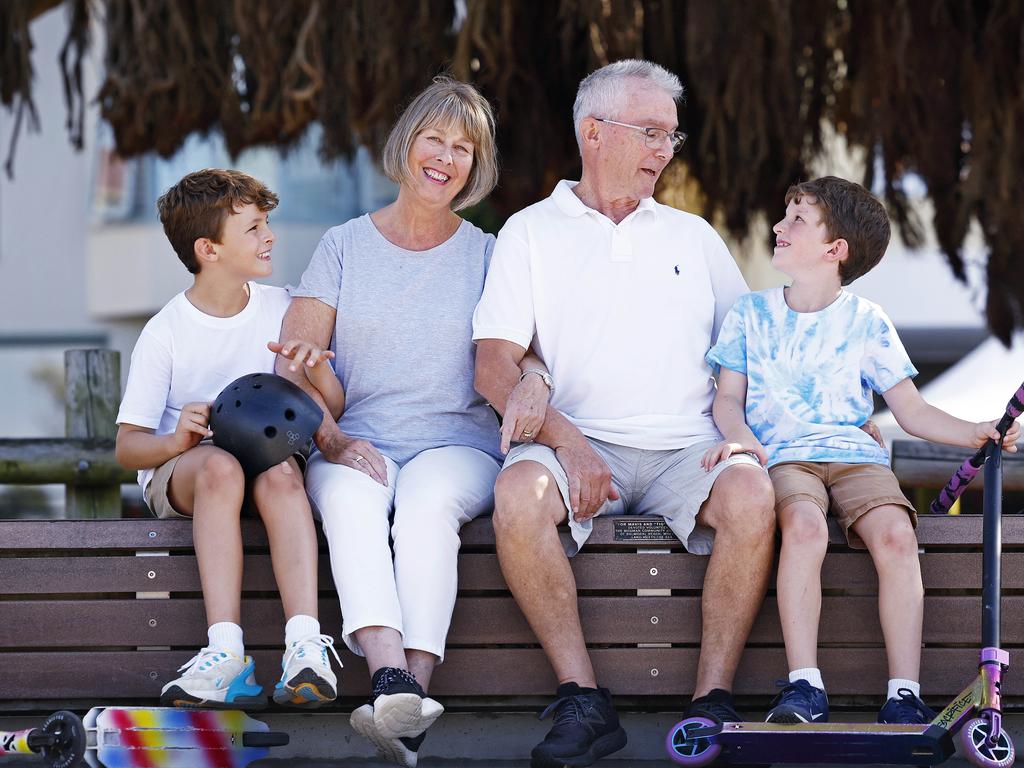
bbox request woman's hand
[319,430,388,485]
[500,372,551,454]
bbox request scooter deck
[711,722,956,765]
[83,707,287,768]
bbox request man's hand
[499,373,550,454]
[972,418,1022,451]
[268,339,334,372]
[318,429,388,485]
[859,419,885,448]
[172,401,212,453]
[554,437,619,521]
[700,438,768,471]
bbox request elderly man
[473,59,775,768]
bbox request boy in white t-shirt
[705,176,1020,725]
[115,169,339,709]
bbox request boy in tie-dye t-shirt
[705,177,1021,728]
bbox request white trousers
[306,445,500,661]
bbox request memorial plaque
[613,518,678,542]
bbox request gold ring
[522,431,533,438]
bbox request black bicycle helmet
[210,373,322,477]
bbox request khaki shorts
[768,461,916,549]
[143,439,306,520]
[503,437,765,556]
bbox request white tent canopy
[874,334,1024,446]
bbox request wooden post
[65,349,122,518]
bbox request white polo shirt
[472,180,748,450]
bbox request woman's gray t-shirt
[293,214,501,464]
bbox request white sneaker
[159,646,264,709]
[350,704,427,768]
[273,633,342,708]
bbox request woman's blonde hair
[381,76,498,211]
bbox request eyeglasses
[594,118,687,153]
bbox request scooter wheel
[665,716,722,766]
[39,711,86,768]
[958,717,1015,768]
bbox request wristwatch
[519,368,554,394]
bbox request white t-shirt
[472,180,749,449]
[116,282,291,491]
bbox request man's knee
[708,466,775,537]
[492,462,563,539]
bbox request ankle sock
[208,622,244,658]
[888,678,920,700]
[790,667,825,691]
[284,614,321,647]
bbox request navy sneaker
[685,688,743,723]
[765,679,829,724]
[530,683,627,768]
[877,688,936,725]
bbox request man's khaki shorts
[768,461,916,549]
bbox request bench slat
[0,647,1007,699]
[2,515,1021,551]
[3,595,1021,648]
[2,551,1022,594]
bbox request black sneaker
[685,688,743,723]
[765,679,829,724]
[877,688,936,725]
[368,667,443,739]
[530,683,628,768]
[350,667,443,766]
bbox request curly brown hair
[157,169,279,274]
[785,176,891,285]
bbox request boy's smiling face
[771,197,841,280]
[206,202,275,280]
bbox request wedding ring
[521,431,533,439]
[355,455,365,463]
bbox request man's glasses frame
[594,118,687,153]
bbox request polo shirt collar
[551,179,659,221]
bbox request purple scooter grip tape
[930,382,1024,515]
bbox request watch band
[519,368,554,393]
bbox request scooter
[1,707,289,768]
[665,383,1024,768]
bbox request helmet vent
[235,400,242,408]
[216,404,223,413]
[253,383,263,389]
[284,409,296,421]
[264,426,278,438]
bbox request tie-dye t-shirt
[705,288,917,467]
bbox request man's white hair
[572,59,683,149]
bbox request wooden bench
[1,510,1022,712]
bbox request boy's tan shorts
[144,439,307,520]
[768,461,916,549]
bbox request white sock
[285,614,321,647]
[790,667,825,691]
[888,678,920,700]
[208,622,244,658]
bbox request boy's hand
[268,340,335,372]
[700,439,768,471]
[972,418,1022,451]
[173,402,212,452]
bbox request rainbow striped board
[82,707,287,768]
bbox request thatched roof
[3,0,1022,343]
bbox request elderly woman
[275,77,548,766]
